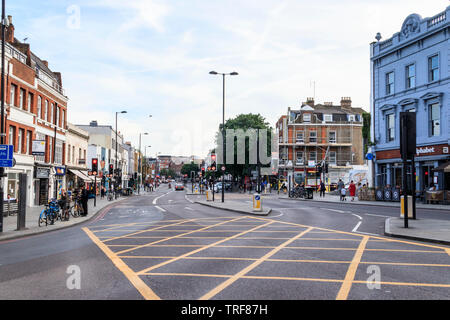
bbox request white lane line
[155,206,166,212]
[365,213,390,218]
[321,208,346,213]
[352,214,363,220]
[270,212,284,218]
[354,230,379,236]
[185,207,194,211]
[352,221,362,233]
[168,200,173,203]
[153,191,172,204]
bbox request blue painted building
[370,6,450,193]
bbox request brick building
[276,98,365,189]
[1,16,68,206]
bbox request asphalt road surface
[1,187,449,300]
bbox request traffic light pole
[0,0,6,232]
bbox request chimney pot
[306,97,315,107]
[42,60,48,68]
[7,15,12,25]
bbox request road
[0,187,449,300]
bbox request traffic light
[211,154,216,162]
[92,158,98,174]
[109,164,114,175]
[211,162,216,171]
[201,167,205,175]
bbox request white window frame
[18,129,23,154]
[428,54,439,82]
[309,151,317,162]
[44,100,48,122]
[303,114,311,122]
[406,63,415,89]
[296,151,304,165]
[428,103,440,137]
[296,131,304,143]
[10,84,16,107]
[26,131,31,155]
[329,131,337,143]
[309,131,317,143]
[386,113,395,142]
[329,151,337,165]
[324,114,332,122]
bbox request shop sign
[416,147,435,155]
[32,140,46,156]
[55,167,66,176]
[36,167,50,179]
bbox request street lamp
[209,71,238,202]
[115,110,127,198]
[144,145,151,185]
[138,132,149,194]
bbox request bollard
[252,193,262,212]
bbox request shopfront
[53,166,66,200]
[34,166,50,205]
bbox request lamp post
[144,145,151,188]
[209,71,238,203]
[115,110,127,199]
[138,132,148,194]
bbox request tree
[181,162,199,176]
[160,168,176,179]
[362,112,371,155]
[214,113,273,180]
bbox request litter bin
[253,193,262,212]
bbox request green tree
[181,162,199,176]
[214,113,272,179]
[362,112,371,154]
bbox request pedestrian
[319,180,326,197]
[349,180,356,201]
[81,186,89,216]
[340,186,347,201]
[101,187,105,199]
[337,179,344,194]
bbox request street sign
[366,153,374,160]
[0,145,14,167]
[221,166,225,171]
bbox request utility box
[400,195,413,218]
[206,190,213,201]
[253,193,262,212]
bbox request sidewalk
[0,194,131,242]
[385,217,450,246]
[278,193,450,211]
[186,194,272,216]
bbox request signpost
[0,144,14,167]
[400,112,416,228]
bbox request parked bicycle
[70,196,84,217]
[38,199,60,227]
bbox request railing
[428,11,446,28]
[36,69,66,96]
[279,137,353,145]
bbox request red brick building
[2,16,68,206]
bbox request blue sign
[365,153,374,161]
[255,195,260,201]
[0,145,14,167]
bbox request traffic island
[193,199,272,216]
[385,217,450,246]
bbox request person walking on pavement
[319,180,326,197]
[337,179,344,193]
[349,180,356,202]
[81,186,89,216]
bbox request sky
[8,0,449,158]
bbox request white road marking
[270,212,284,218]
[365,213,391,218]
[354,230,379,236]
[321,208,346,213]
[152,191,172,205]
[155,206,166,212]
[352,214,363,220]
[352,221,362,233]
[185,207,194,211]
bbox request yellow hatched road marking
[82,227,160,300]
[136,220,276,275]
[199,227,314,300]
[336,236,369,300]
[116,216,247,255]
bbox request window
[50,103,54,124]
[309,151,317,162]
[35,133,45,162]
[303,114,311,122]
[324,114,333,122]
[49,137,52,163]
[309,131,317,143]
[55,139,63,164]
[386,113,395,142]
[386,72,394,95]
[348,115,355,122]
[329,131,337,143]
[72,146,75,163]
[428,54,439,82]
[19,89,25,109]
[18,129,24,154]
[68,144,71,163]
[296,152,304,165]
[429,103,440,137]
[8,126,15,148]
[44,100,48,121]
[37,96,42,119]
[62,109,65,129]
[56,107,60,127]
[26,131,31,155]
[406,64,415,89]
[329,151,337,165]
[296,131,304,143]
[10,84,16,106]
[27,93,33,112]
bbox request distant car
[175,183,184,191]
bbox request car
[175,183,184,191]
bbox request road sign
[366,153,374,160]
[221,166,225,171]
[0,145,14,167]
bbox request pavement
[0,193,134,242]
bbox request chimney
[324,102,333,106]
[42,60,49,68]
[306,97,315,107]
[90,120,98,127]
[5,15,14,43]
[340,97,352,109]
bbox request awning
[69,169,91,181]
[79,170,95,182]
[433,161,450,173]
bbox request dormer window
[324,114,332,122]
[303,114,311,122]
[349,115,355,122]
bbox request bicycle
[38,200,59,227]
[70,196,84,217]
